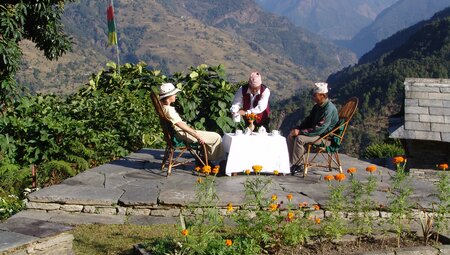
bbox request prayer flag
[107,0,117,46]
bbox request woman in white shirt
[159,83,225,162]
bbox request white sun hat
[159,83,181,99]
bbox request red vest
[242,84,270,126]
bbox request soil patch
[277,235,436,255]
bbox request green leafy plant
[363,140,405,159]
[321,174,347,241]
[388,156,413,247]
[433,163,450,242]
[347,167,378,243]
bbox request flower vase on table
[248,120,255,134]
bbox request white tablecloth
[222,133,290,176]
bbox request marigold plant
[287,194,293,201]
[273,170,279,175]
[287,212,295,220]
[324,175,334,181]
[181,229,189,236]
[212,166,219,175]
[299,202,308,208]
[366,165,377,173]
[438,163,449,170]
[347,167,357,174]
[392,156,406,164]
[244,169,251,175]
[252,165,263,173]
[334,173,346,182]
[269,203,278,211]
[202,165,211,174]
[271,194,277,201]
[225,239,232,246]
[227,203,233,213]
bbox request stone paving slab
[0,230,38,253]
[1,217,72,238]
[28,184,124,205]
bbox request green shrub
[363,140,405,159]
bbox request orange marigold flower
[181,229,189,236]
[202,165,211,174]
[287,194,293,201]
[269,203,278,211]
[347,167,357,174]
[366,165,377,173]
[313,204,320,210]
[195,166,201,172]
[274,170,279,175]
[212,166,219,174]
[225,239,233,246]
[227,203,234,212]
[299,202,308,208]
[197,178,203,183]
[334,173,346,182]
[271,194,277,201]
[287,212,295,220]
[393,156,406,164]
[438,163,449,170]
[245,169,251,175]
[252,165,263,173]
[324,175,334,181]
[315,218,321,224]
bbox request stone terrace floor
[20,148,439,220]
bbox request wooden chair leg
[167,149,174,176]
[161,147,170,170]
[303,144,312,177]
[335,153,343,173]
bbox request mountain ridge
[16,0,356,99]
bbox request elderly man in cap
[159,82,225,163]
[287,82,339,173]
[230,71,271,129]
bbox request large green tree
[0,0,74,111]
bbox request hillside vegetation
[16,0,356,99]
[326,11,450,155]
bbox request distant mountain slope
[350,0,450,56]
[16,0,356,99]
[159,0,356,80]
[359,7,450,64]
[326,13,450,155]
[254,0,397,40]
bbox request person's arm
[300,106,336,137]
[248,88,270,114]
[231,87,243,114]
[164,106,205,144]
[175,122,205,144]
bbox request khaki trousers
[176,130,225,161]
[287,135,320,166]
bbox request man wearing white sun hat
[287,82,339,173]
[159,82,225,162]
